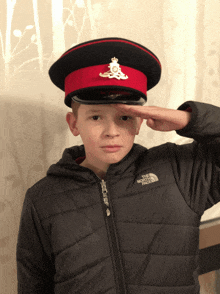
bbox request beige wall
[1,0,220,293]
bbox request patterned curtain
[1,0,220,293]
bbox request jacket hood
[47,144,148,181]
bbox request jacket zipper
[100,179,127,294]
[101,179,111,216]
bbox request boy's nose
[104,121,120,137]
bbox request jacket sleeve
[16,190,55,294]
[167,101,220,216]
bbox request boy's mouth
[101,145,122,152]
[102,145,122,148]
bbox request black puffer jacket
[17,101,220,294]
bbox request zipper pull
[101,179,111,216]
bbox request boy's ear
[66,112,80,136]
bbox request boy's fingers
[111,104,147,117]
[111,104,134,110]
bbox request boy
[17,38,220,294]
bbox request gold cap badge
[99,57,128,80]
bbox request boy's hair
[71,101,81,119]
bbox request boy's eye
[92,115,100,120]
[90,115,132,121]
[120,116,132,121]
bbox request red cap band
[65,64,147,97]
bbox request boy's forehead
[82,104,117,113]
[80,104,135,117]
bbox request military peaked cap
[49,37,161,107]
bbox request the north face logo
[137,173,159,186]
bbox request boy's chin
[102,153,128,164]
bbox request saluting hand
[112,104,192,132]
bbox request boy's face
[66,103,143,175]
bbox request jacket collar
[47,144,148,181]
